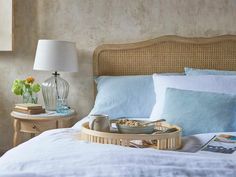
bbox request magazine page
[200,134,236,154]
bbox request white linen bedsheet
[0,118,235,177]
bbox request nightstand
[11,110,76,147]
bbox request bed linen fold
[0,127,235,177]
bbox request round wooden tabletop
[11,109,76,121]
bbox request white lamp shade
[33,40,78,72]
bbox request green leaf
[11,80,23,95]
[12,85,23,95]
[32,84,41,93]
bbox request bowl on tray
[115,119,165,134]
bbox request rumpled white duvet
[0,119,235,177]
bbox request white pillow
[150,74,236,120]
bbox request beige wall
[0,0,236,152]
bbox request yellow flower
[26,76,35,84]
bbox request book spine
[15,106,43,110]
[13,108,45,114]
[28,109,45,114]
[13,108,28,113]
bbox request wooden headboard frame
[93,35,236,76]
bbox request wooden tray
[80,122,182,150]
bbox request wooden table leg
[13,119,20,147]
[57,119,72,128]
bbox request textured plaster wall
[0,0,236,152]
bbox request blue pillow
[185,67,236,75]
[90,75,155,118]
[161,88,236,136]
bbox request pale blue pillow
[90,75,155,118]
[161,88,236,136]
[185,67,236,75]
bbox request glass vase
[22,91,38,104]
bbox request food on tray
[116,119,144,127]
[116,119,155,134]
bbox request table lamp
[33,40,78,111]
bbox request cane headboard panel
[93,35,236,76]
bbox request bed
[1,35,236,177]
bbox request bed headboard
[93,35,236,76]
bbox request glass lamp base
[42,73,69,111]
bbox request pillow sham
[185,67,236,75]
[161,88,236,136]
[90,75,155,119]
[150,75,236,120]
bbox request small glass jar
[56,98,70,114]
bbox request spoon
[142,119,166,126]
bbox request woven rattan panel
[93,35,236,76]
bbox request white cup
[89,114,110,132]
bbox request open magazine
[200,134,236,154]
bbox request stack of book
[13,103,45,115]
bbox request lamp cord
[53,71,60,99]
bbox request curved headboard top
[93,35,236,76]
